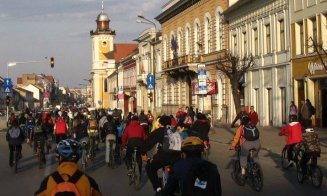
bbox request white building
[224,0,292,126]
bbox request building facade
[156,0,230,122]
[290,0,327,127]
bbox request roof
[113,43,138,62]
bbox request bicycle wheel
[281,147,289,169]
[14,149,18,174]
[81,150,88,170]
[232,160,245,186]
[311,166,323,188]
[110,147,115,169]
[38,149,45,169]
[251,163,263,192]
[296,163,304,184]
[133,161,140,190]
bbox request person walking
[289,101,298,122]
[248,106,259,126]
[300,99,313,129]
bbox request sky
[0,0,162,88]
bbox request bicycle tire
[251,162,263,192]
[296,163,304,184]
[281,147,289,169]
[38,149,45,169]
[311,166,323,188]
[14,149,18,173]
[134,161,140,190]
[232,160,245,186]
[81,149,88,170]
[110,148,115,169]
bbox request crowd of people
[5,101,322,195]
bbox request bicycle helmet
[289,115,298,122]
[181,136,204,152]
[56,139,82,162]
[240,114,251,125]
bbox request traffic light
[148,92,153,102]
[5,95,10,106]
[50,57,54,68]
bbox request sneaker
[155,187,162,196]
[287,160,295,168]
[127,169,133,176]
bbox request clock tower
[90,1,115,108]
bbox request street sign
[197,64,207,94]
[3,78,12,87]
[4,87,11,93]
[147,74,155,90]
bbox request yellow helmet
[182,137,204,152]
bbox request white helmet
[305,128,314,133]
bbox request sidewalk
[210,124,327,162]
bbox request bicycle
[36,140,45,169]
[296,150,323,188]
[107,139,116,169]
[281,144,300,169]
[232,147,263,192]
[129,147,141,190]
[12,145,19,173]
[80,137,90,170]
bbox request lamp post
[136,15,158,113]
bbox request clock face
[99,40,110,60]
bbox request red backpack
[55,117,67,134]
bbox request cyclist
[25,113,35,143]
[87,114,99,158]
[54,112,68,144]
[143,115,181,195]
[189,113,210,142]
[230,115,261,178]
[176,122,188,140]
[122,116,146,176]
[6,119,25,167]
[164,137,222,196]
[298,127,321,178]
[34,139,102,196]
[103,115,118,165]
[279,114,302,167]
[139,110,149,135]
[33,118,47,164]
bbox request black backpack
[183,161,222,196]
[243,124,260,141]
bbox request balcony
[163,55,200,70]
[201,49,228,63]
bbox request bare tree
[308,36,327,70]
[216,52,255,114]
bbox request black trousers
[55,134,67,144]
[9,144,22,166]
[125,146,142,174]
[145,155,174,191]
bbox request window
[178,30,182,55]
[299,22,304,54]
[216,13,221,51]
[279,20,285,51]
[253,28,258,56]
[311,17,317,44]
[265,24,271,54]
[243,32,247,56]
[185,27,190,54]
[195,22,201,54]
[104,78,108,92]
[205,17,211,54]
[233,35,237,55]
[163,38,167,61]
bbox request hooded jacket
[122,120,146,147]
[279,122,303,145]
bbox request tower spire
[101,0,104,13]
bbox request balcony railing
[163,55,200,69]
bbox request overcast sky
[0,0,162,87]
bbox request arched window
[178,30,182,55]
[185,26,190,54]
[194,21,201,55]
[216,13,221,50]
[163,36,167,61]
[205,16,211,54]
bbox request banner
[192,81,218,95]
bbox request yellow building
[155,0,230,122]
[90,3,116,109]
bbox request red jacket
[122,120,146,146]
[171,117,177,127]
[279,122,302,145]
[248,111,259,126]
[55,117,68,134]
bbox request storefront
[293,56,327,127]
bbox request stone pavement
[209,124,327,162]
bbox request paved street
[0,123,326,195]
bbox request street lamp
[136,15,158,112]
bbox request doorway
[321,79,327,127]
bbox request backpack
[183,161,221,196]
[8,127,21,139]
[55,117,67,134]
[89,119,97,130]
[117,125,123,138]
[34,125,43,134]
[242,124,260,141]
[162,125,182,152]
[51,170,83,196]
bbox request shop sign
[308,61,327,75]
[192,81,218,95]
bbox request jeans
[105,134,116,163]
[9,144,22,166]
